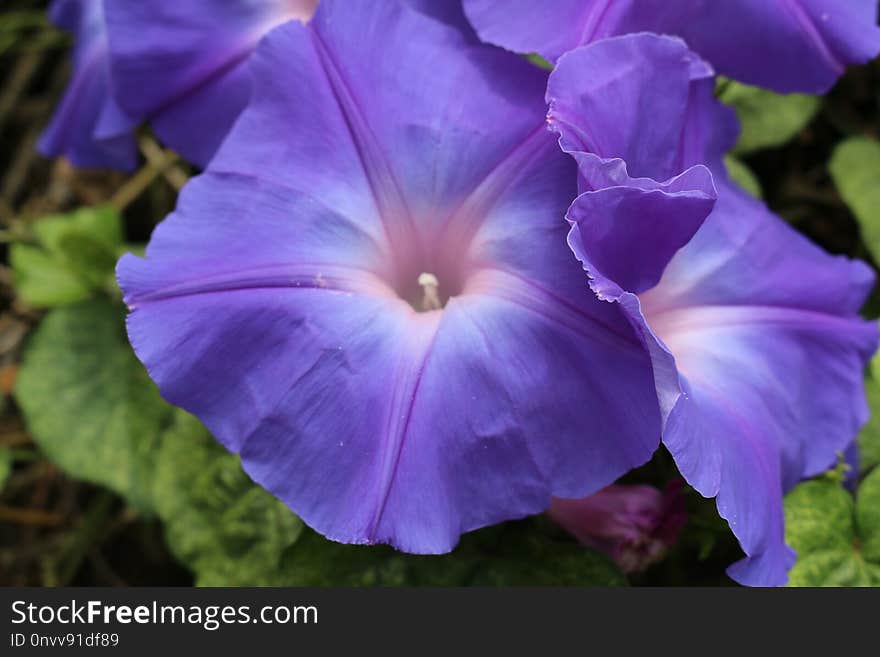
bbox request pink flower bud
[548,481,687,574]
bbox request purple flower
[38,0,137,170]
[464,0,880,93]
[549,482,688,574]
[547,34,879,585]
[104,0,318,167]
[117,1,679,553]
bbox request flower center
[285,0,319,22]
[389,242,469,313]
[382,219,477,313]
[417,272,442,312]
[396,268,464,313]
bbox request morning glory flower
[547,34,879,585]
[464,0,880,93]
[38,0,137,170]
[548,482,687,574]
[116,1,686,553]
[103,0,318,166]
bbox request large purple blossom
[38,0,136,170]
[115,1,699,553]
[103,0,318,167]
[464,0,880,93]
[547,34,878,585]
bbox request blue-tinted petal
[38,0,136,170]
[464,0,880,93]
[211,1,553,231]
[464,0,596,63]
[104,0,317,166]
[547,35,721,424]
[643,186,878,585]
[547,34,734,182]
[547,36,721,298]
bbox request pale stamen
[417,272,442,312]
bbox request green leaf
[789,551,880,587]
[858,351,880,473]
[467,531,626,586]
[33,205,121,261]
[0,446,11,490]
[10,246,93,307]
[719,80,820,155]
[829,137,880,263]
[856,468,880,563]
[524,53,553,70]
[785,476,880,586]
[11,206,123,308]
[14,299,171,510]
[724,155,762,198]
[784,480,865,586]
[153,411,303,586]
[277,532,430,586]
[278,522,626,587]
[785,480,854,556]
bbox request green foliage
[784,470,880,586]
[524,53,553,70]
[10,206,125,308]
[859,351,880,473]
[278,523,626,587]
[14,299,172,510]
[724,155,762,198]
[153,411,303,586]
[858,469,880,563]
[719,80,820,155]
[0,446,11,490]
[829,137,880,263]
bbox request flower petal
[547,35,723,423]
[104,0,317,165]
[643,187,878,584]
[547,34,734,182]
[38,0,136,170]
[210,0,553,230]
[464,0,593,63]
[547,36,722,298]
[566,178,716,298]
[464,0,880,93]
